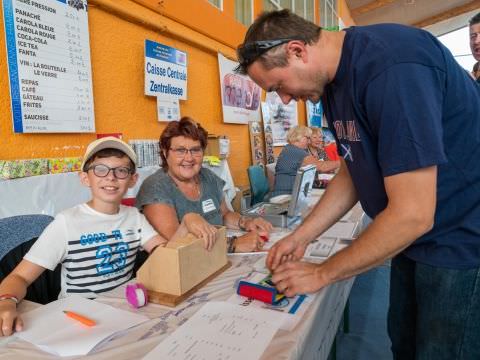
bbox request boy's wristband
[0,294,19,304]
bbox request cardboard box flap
[165,233,198,249]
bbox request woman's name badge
[202,199,216,213]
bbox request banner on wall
[217,53,261,124]
[248,121,266,167]
[3,0,95,133]
[261,92,298,146]
[306,100,324,128]
[145,40,187,100]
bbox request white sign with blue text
[2,0,95,133]
[144,40,187,100]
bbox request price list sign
[3,0,95,133]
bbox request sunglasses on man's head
[236,38,304,68]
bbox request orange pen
[63,310,96,327]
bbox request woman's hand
[234,231,268,253]
[0,301,22,337]
[183,213,217,251]
[242,217,273,232]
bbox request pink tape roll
[125,283,148,308]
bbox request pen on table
[260,235,269,242]
[63,310,96,327]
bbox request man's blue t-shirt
[322,24,480,269]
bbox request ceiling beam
[351,0,396,17]
[413,0,480,28]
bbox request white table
[0,206,365,360]
[0,160,236,218]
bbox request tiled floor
[336,265,393,360]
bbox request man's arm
[272,165,437,297]
[267,158,357,269]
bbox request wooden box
[137,227,228,297]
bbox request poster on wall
[260,103,275,164]
[306,100,326,128]
[217,53,261,124]
[3,0,95,133]
[145,40,187,100]
[248,121,266,167]
[157,98,180,121]
[261,92,298,146]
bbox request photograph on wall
[306,100,324,128]
[261,103,275,164]
[248,121,266,167]
[261,92,298,146]
[218,53,262,124]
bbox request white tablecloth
[0,161,236,218]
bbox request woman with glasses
[273,125,340,196]
[136,117,272,253]
[308,127,340,170]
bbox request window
[208,0,222,10]
[438,26,476,72]
[320,0,338,30]
[263,0,315,22]
[235,0,253,26]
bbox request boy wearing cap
[0,137,205,336]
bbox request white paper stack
[17,295,149,356]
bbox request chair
[247,165,270,206]
[0,215,61,304]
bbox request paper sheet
[323,221,357,238]
[17,295,149,357]
[142,301,286,360]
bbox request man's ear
[286,40,308,62]
[79,171,91,187]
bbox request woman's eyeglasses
[170,147,203,158]
[86,164,133,179]
[236,38,304,68]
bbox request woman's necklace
[169,173,201,199]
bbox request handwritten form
[142,301,286,360]
[16,295,148,356]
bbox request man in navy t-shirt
[236,10,480,359]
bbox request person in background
[469,12,480,82]
[0,137,204,336]
[308,127,340,169]
[236,10,480,359]
[136,117,273,253]
[273,125,339,196]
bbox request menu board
[3,0,95,133]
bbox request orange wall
[0,0,354,186]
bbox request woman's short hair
[286,126,312,144]
[159,117,208,169]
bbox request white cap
[81,137,137,171]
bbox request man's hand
[271,261,327,297]
[183,213,217,250]
[266,234,308,271]
[0,301,22,337]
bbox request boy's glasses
[87,164,133,179]
[169,147,203,158]
[237,38,304,68]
